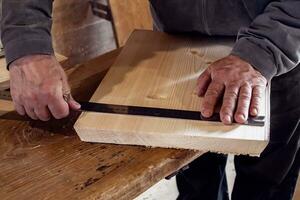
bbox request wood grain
[0,99,14,116]
[75,30,270,156]
[109,0,153,46]
[0,49,202,200]
[52,0,117,67]
[0,58,9,90]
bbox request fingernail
[202,110,212,117]
[224,115,231,123]
[251,108,258,116]
[238,114,245,121]
[73,101,81,108]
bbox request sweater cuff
[4,38,54,69]
[231,38,277,81]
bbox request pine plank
[74,30,270,156]
[108,0,153,46]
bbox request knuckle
[54,109,69,119]
[252,91,261,97]
[238,103,249,112]
[256,76,267,84]
[226,86,238,94]
[222,98,233,105]
[201,103,213,110]
[220,107,233,115]
[239,92,251,100]
[251,96,260,102]
[252,90,262,98]
[237,103,248,110]
[222,98,235,108]
[241,82,251,88]
[226,82,239,89]
[205,89,219,97]
[40,89,55,99]
[24,92,37,102]
[225,91,238,99]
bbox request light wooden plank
[0,58,9,90]
[74,30,270,156]
[109,0,153,46]
[0,99,14,116]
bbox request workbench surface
[0,49,202,200]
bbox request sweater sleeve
[231,0,300,81]
[1,0,54,67]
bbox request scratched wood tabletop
[0,49,202,200]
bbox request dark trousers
[177,67,300,200]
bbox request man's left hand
[197,55,267,125]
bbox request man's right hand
[9,54,81,121]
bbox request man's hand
[9,55,81,121]
[197,55,267,125]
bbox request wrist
[9,54,55,70]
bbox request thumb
[68,95,81,110]
[61,76,81,111]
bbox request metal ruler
[0,91,265,127]
[79,101,265,127]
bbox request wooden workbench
[0,49,203,200]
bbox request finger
[235,83,252,123]
[10,93,26,116]
[197,70,211,96]
[201,81,224,118]
[250,85,264,116]
[48,97,69,119]
[61,75,80,111]
[48,83,69,119]
[14,103,26,116]
[220,85,239,125]
[67,95,81,110]
[34,104,51,121]
[24,106,38,120]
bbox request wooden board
[74,30,270,156]
[109,0,153,46]
[52,0,117,67]
[0,99,14,116]
[0,49,203,200]
[0,53,68,91]
[0,59,9,90]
